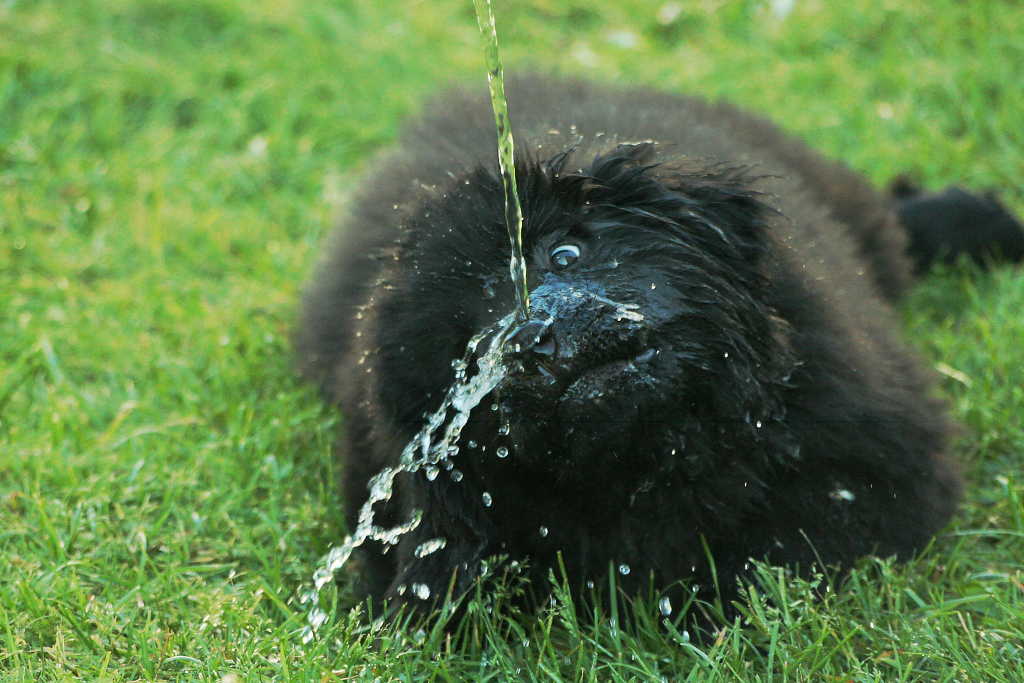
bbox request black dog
[298,76,1022,622]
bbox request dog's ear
[649,167,796,421]
[654,165,776,272]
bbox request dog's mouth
[503,337,657,399]
[558,347,659,402]
[492,341,663,464]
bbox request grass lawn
[2,0,1023,680]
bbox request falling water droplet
[414,538,449,558]
[539,526,548,537]
[308,609,328,629]
[412,583,431,600]
[496,446,509,458]
[659,596,673,616]
[482,492,493,506]
[618,564,631,575]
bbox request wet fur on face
[297,76,1020,624]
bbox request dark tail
[889,177,1024,274]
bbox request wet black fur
[298,76,1021,623]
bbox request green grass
[2,0,1023,680]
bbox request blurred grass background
[1,0,1023,680]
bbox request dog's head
[369,143,796,473]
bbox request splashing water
[473,0,529,321]
[299,314,517,642]
[299,2,533,645]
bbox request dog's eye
[550,244,581,270]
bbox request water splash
[414,537,449,558]
[473,0,529,321]
[299,314,517,642]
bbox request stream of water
[473,0,530,321]
[299,1,529,642]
